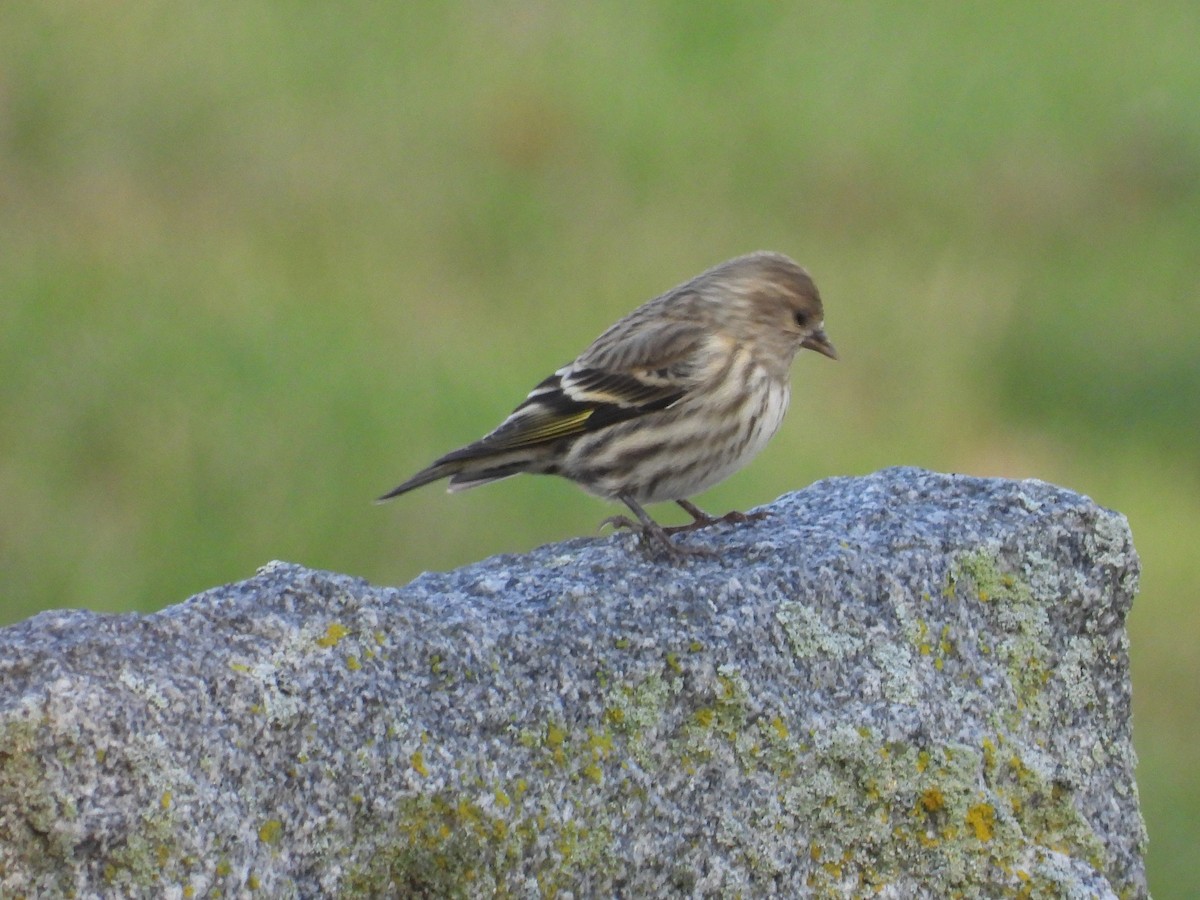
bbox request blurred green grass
[2,3,1197,895]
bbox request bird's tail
[376,447,539,502]
[376,461,463,502]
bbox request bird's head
[708,251,837,368]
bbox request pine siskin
[379,251,836,556]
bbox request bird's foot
[668,500,769,534]
[600,514,712,560]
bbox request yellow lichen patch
[688,640,704,653]
[966,802,995,841]
[770,715,789,740]
[411,750,429,777]
[920,787,945,813]
[717,675,737,700]
[939,625,955,655]
[584,729,613,758]
[544,722,568,766]
[456,799,482,825]
[665,652,682,673]
[316,623,349,648]
[258,819,283,843]
[693,707,715,728]
[982,737,997,771]
[914,619,929,646]
[494,788,510,808]
[582,763,603,784]
[160,790,172,810]
[345,655,361,671]
[916,749,931,773]
[228,661,251,673]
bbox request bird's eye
[793,310,810,329]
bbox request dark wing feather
[440,367,686,461]
[448,317,711,457]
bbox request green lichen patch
[776,600,864,660]
[945,550,1053,728]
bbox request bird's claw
[599,514,642,533]
[664,508,769,535]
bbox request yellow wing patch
[488,408,595,449]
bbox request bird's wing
[575,308,709,374]
[440,318,711,460]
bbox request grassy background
[2,4,1197,894]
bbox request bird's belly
[650,378,791,501]
[565,374,791,505]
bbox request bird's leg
[665,498,768,534]
[601,495,710,558]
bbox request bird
[378,251,836,556]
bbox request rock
[0,468,1147,898]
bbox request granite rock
[0,468,1147,898]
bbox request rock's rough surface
[0,468,1146,898]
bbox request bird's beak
[802,329,838,360]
